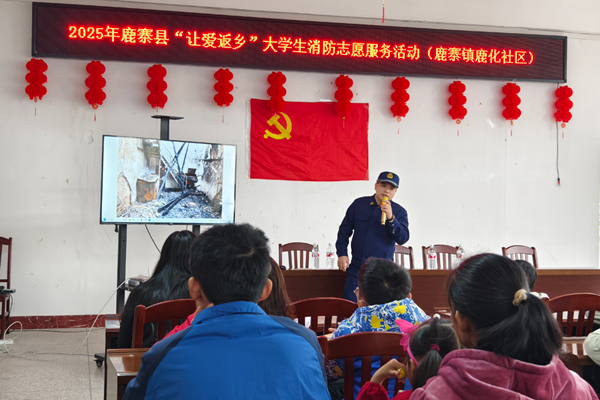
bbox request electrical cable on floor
[1,281,127,360]
[145,224,161,253]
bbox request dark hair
[117,230,196,348]
[409,318,459,390]
[258,259,295,317]
[447,253,562,365]
[357,258,412,305]
[514,259,537,290]
[190,223,271,305]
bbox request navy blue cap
[377,171,399,188]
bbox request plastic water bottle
[326,243,335,269]
[456,245,465,261]
[427,246,437,270]
[312,243,320,269]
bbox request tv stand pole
[115,115,184,313]
[116,224,127,312]
[152,115,183,141]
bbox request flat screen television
[100,135,236,225]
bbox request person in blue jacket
[336,171,409,301]
[123,223,330,400]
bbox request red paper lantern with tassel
[334,75,353,119]
[390,77,410,121]
[25,58,48,103]
[147,64,168,110]
[267,71,286,112]
[214,68,234,107]
[85,61,106,120]
[448,81,467,124]
[554,85,573,128]
[501,83,521,123]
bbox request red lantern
[554,85,573,128]
[334,75,353,118]
[390,77,410,121]
[25,58,48,102]
[85,61,106,118]
[501,83,521,124]
[448,81,467,124]
[147,64,167,110]
[267,71,286,112]
[214,68,234,107]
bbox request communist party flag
[250,99,369,181]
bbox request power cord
[1,280,127,360]
[145,225,160,253]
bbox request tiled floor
[0,328,105,399]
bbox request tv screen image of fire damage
[115,138,224,220]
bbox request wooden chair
[548,293,600,337]
[0,237,12,340]
[319,332,406,400]
[131,299,197,348]
[394,245,414,269]
[502,245,539,269]
[421,244,459,270]
[279,242,313,269]
[292,297,357,335]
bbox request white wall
[1,0,599,316]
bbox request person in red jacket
[412,253,598,400]
[356,316,459,400]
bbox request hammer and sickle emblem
[264,112,292,140]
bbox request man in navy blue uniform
[123,223,330,400]
[336,171,410,301]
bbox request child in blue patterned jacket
[326,258,429,400]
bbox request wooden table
[282,268,600,316]
[106,348,148,400]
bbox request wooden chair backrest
[0,237,12,287]
[394,245,414,269]
[320,332,406,400]
[132,299,197,348]
[292,297,357,335]
[279,242,313,269]
[549,293,600,337]
[421,244,459,270]
[502,245,539,269]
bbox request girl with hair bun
[411,253,598,400]
[357,316,459,400]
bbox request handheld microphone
[381,196,389,225]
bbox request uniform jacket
[336,195,409,269]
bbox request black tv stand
[115,115,183,312]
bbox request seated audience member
[586,329,600,367]
[514,259,549,300]
[326,258,429,399]
[584,329,600,393]
[258,258,295,318]
[123,223,330,400]
[117,230,196,348]
[410,253,598,400]
[162,258,294,340]
[357,316,459,400]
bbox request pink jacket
[410,349,598,400]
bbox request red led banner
[33,3,567,82]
